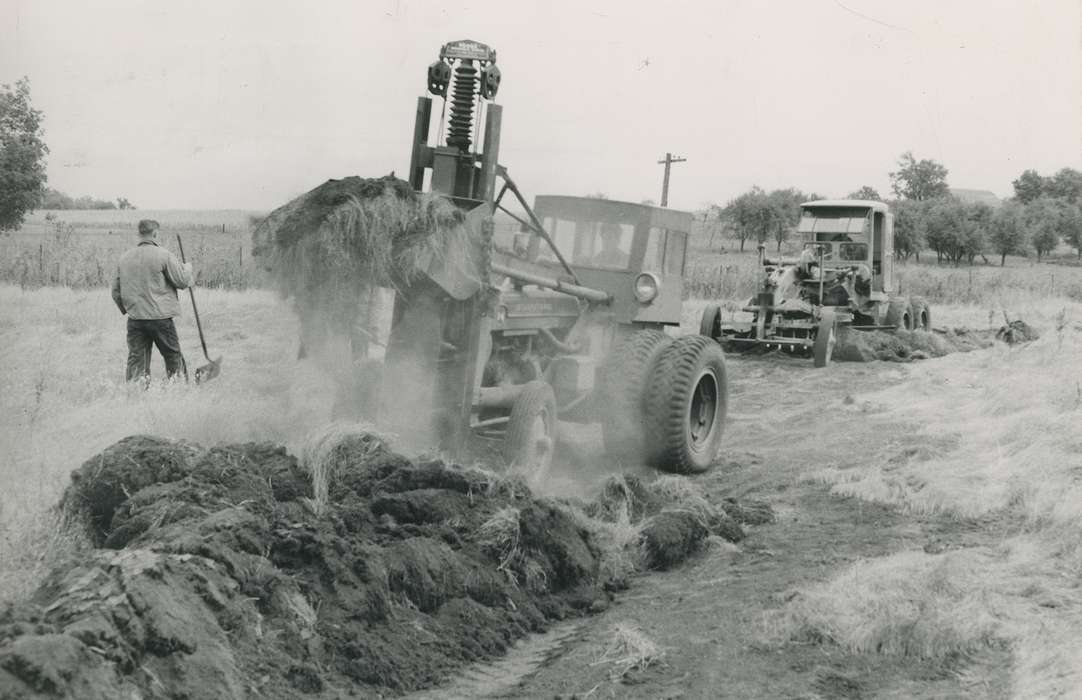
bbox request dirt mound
[834,328,996,363]
[0,435,743,698]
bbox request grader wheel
[502,380,557,485]
[601,329,674,461]
[910,296,932,331]
[885,298,914,331]
[699,304,721,339]
[643,335,728,474]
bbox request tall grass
[774,301,1082,697]
[1,212,261,290]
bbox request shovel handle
[176,235,211,363]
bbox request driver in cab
[588,223,629,268]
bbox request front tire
[644,335,728,474]
[503,381,557,485]
[601,330,674,461]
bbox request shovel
[176,235,222,383]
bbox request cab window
[537,217,634,270]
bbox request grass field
[0,210,262,289]
[3,214,1082,696]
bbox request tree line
[40,188,136,211]
[714,153,1082,264]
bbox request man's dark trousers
[126,318,188,381]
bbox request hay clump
[251,175,476,357]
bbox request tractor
[698,199,931,367]
[358,39,727,481]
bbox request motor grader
[698,199,932,367]
[355,39,727,479]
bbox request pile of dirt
[0,434,743,699]
[833,328,997,363]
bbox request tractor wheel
[699,304,721,339]
[601,329,674,461]
[885,298,914,331]
[644,335,728,474]
[910,296,932,331]
[813,309,838,368]
[502,381,557,485]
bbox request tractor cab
[796,200,895,298]
[518,195,692,326]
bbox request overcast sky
[2,0,1080,211]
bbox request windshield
[537,217,635,270]
[797,208,869,237]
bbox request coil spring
[446,62,478,151]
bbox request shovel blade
[195,356,222,384]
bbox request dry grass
[297,422,387,513]
[478,507,522,575]
[591,622,666,679]
[775,301,1082,697]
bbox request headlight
[495,305,508,322]
[633,273,660,303]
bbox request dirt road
[418,355,1013,699]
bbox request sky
[2,0,1080,211]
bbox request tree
[723,187,772,252]
[766,188,807,252]
[847,186,882,201]
[891,199,926,261]
[1026,197,1062,261]
[116,197,135,210]
[1045,168,1082,203]
[889,151,950,201]
[0,77,48,232]
[989,201,1027,266]
[924,197,988,265]
[1012,169,1047,204]
[1061,203,1082,260]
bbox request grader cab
[700,200,932,367]
[367,39,727,480]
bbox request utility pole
[657,152,687,207]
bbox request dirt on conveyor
[0,433,757,699]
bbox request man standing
[111,219,194,382]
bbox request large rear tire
[503,381,557,485]
[909,296,932,331]
[813,309,837,368]
[644,335,728,474]
[601,330,674,461]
